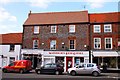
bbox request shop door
[66,57,72,71]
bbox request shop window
[34,26,39,34]
[51,26,57,33]
[33,39,39,49]
[9,44,15,51]
[104,24,112,32]
[69,40,75,50]
[94,25,101,33]
[94,38,101,49]
[105,38,112,49]
[69,25,75,33]
[50,40,56,50]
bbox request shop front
[21,49,43,69]
[43,51,89,72]
[93,51,120,70]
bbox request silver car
[67,63,101,77]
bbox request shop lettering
[49,52,83,55]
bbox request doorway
[66,57,72,71]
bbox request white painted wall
[0,45,21,68]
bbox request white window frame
[33,39,39,49]
[51,26,57,33]
[69,25,75,33]
[50,40,56,50]
[94,25,101,33]
[69,40,76,50]
[105,38,112,49]
[94,38,101,49]
[104,24,112,32]
[34,26,39,34]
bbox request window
[50,40,56,50]
[105,38,112,49]
[104,24,112,32]
[51,26,57,33]
[10,44,15,51]
[94,25,101,33]
[34,26,39,34]
[9,57,15,64]
[33,39,39,49]
[94,38,101,49]
[69,25,75,33]
[69,40,75,50]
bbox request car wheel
[70,71,76,76]
[55,71,59,75]
[37,70,41,74]
[19,69,24,74]
[92,71,99,77]
[3,69,7,73]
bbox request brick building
[21,10,120,71]
[89,12,120,69]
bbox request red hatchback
[2,60,32,73]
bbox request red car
[2,60,32,73]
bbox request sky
[0,0,120,34]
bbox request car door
[77,64,86,74]
[85,64,94,74]
[7,62,15,72]
[42,64,51,73]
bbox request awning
[93,51,118,57]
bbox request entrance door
[66,57,72,71]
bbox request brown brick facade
[23,24,89,51]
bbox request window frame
[93,25,101,33]
[105,38,112,49]
[33,39,39,49]
[51,26,57,33]
[69,39,76,50]
[94,38,101,49]
[104,24,112,33]
[34,26,40,34]
[69,25,75,33]
[50,40,56,50]
[9,44,15,51]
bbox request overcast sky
[0,0,119,34]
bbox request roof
[23,11,89,25]
[0,33,22,44]
[89,12,120,23]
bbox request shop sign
[49,52,83,55]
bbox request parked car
[2,60,32,74]
[67,63,101,77]
[35,63,64,75]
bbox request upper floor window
[105,38,112,49]
[104,24,112,32]
[34,26,39,34]
[33,39,39,49]
[50,40,56,50]
[10,44,15,51]
[69,40,76,50]
[69,25,75,33]
[94,25,101,33]
[51,26,57,33]
[94,38,101,49]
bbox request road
[1,69,120,80]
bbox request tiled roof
[89,12,120,23]
[0,33,22,44]
[23,10,89,25]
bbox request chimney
[28,10,32,17]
